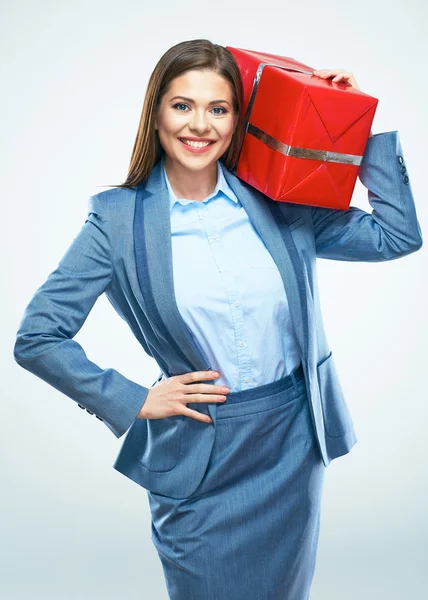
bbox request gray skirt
[147,363,325,600]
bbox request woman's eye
[211,106,227,115]
[172,103,227,115]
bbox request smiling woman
[13,36,422,600]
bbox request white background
[2,0,427,598]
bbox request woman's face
[155,69,238,173]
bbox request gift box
[226,47,379,209]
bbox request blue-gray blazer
[13,131,423,498]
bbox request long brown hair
[107,39,245,189]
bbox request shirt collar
[161,154,239,211]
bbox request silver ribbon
[232,62,363,173]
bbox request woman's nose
[189,111,211,133]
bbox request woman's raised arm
[310,131,423,261]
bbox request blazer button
[400,165,407,174]
[403,175,409,184]
[86,408,94,415]
[398,155,404,164]
[96,415,104,421]
[77,403,85,409]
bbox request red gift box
[226,47,379,209]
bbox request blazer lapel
[134,160,212,379]
[220,163,307,361]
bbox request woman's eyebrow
[169,95,231,107]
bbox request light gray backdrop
[2,0,427,598]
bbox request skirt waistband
[217,362,305,409]
[216,363,306,420]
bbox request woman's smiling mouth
[178,138,216,153]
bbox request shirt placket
[197,202,253,391]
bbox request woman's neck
[163,157,218,202]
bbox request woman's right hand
[137,370,230,423]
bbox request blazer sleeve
[310,130,423,261]
[13,194,149,438]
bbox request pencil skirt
[146,363,325,600]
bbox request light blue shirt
[162,155,301,392]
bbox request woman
[13,39,423,599]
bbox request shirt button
[403,175,409,185]
[211,233,217,240]
[398,155,404,165]
[233,301,240,307]
[239,340,245,347]
[244,377,251,383]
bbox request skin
[138,66,372,423]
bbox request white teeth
[180,139,212,148]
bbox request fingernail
[212,371,220,377]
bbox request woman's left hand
[312,69,373,137]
